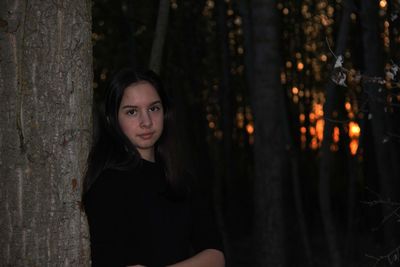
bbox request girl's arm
[128,249,224,267]
[167,249,225,267]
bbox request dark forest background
[92,0,400,266]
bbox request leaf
[334,55,344,68]
[331,67,347,87]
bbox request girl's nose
[140,111,153,128]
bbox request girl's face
[118,81,164,161]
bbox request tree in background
[0,0,92,265]
[149,0,170,73]
[317,1,352,266]
[248,0,288,266]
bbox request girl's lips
[138,132,154,140]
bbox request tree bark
[0,0,92,266]
[149,0,170,73]
[249,0,286,266]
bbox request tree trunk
[249,0,286,266]
[360,0,399,248]
[388,0,400,63]
[318,1,352,266]
[0,0,92,266]
[215,0,235,264]
[149,0,170,73]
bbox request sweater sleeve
[83,170,134,266]
[190,187,224,255]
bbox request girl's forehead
[121,82,161,103]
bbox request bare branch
[366,245,400,266]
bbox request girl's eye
[149,105,161,112]
[127,109,137,116]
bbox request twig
[366,245,400,266]
[361,188,400,232]
[325,37,337,60]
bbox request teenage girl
[82,69,225,267]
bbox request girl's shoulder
[85,168,134,197]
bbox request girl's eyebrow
[121,100,161,109]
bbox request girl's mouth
[138,132,154,140]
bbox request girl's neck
[139,149,155,162]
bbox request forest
[0,0,399,266]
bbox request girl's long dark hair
[82,69,188,198]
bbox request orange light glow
[316,119,324,141]
[380,0,387,8]
[300,127,306,134]
[309,126,316,136]
[310,138,318,150]
[314,103,324,117]
[209,121,215,129]
[297,62,304,71]
[292,86,299,94]
[348,121,360,138]
[309,113,315,122]
[349,139,359,155]
[299,114,305,123]
[246,123,254,134]
[333,126,340,143]
[345,102,351,111]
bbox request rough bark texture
[0,0,92,266]
[250,0,286,266]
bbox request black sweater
[83,159,223,267]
